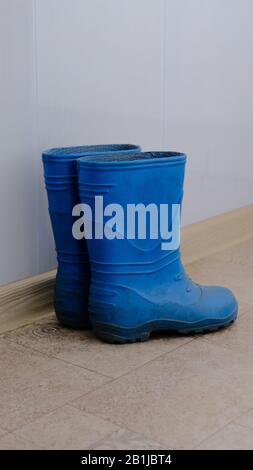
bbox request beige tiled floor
[0,239,253,450]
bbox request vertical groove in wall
[161,0,168,149]
[31,0,40,275]
[161,0,168,150]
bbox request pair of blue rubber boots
[42,144,238,343]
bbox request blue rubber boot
[42,144,140,329]
[78,151,238,342]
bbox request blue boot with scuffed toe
[77,151,238,342]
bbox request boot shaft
[42,144,140,328]
[42,144,141,271]
[77,151,186,270]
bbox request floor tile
[0,433,44,450]
[0,428,7,438]
[195,422,253,450]
[93,429,164,450]
[1,315,91,355]
[14,405,119,450]
[237,300,253,316]
[2,316,193,379]
[55,335,193,379]
[1,239,253,448]
[0,338,109,431]
[72,339,253,449]
[235,408,253,429]
[212,239,253,269]
[187,256,253,306]
[201,309,253,356]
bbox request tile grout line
[233,420,253,434]
[79,399,174,449]
[49,336,197,382]
[89,429,122,451]
[196,334,253,358]
[10,404,127,450]
[89,427,165,451]
[51,355,113,380]
[0,334,113,380]
[63,336,197,387]
[190,414,253,450]
[65,339,197,412]
[68,402,169,449]
[1,328,196,382]
[67,340,198,411]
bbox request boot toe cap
[200,285,238,321]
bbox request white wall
[165,0,253,224]
[0,0,253,284]
[0,0,39,284]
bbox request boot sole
[92,310,237,344]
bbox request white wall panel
[165,0,253,224]
[0,0,38,284]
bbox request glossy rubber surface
[42,144,140,328]
[78,151,238,342]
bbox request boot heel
[92,323,150,344]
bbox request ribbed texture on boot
[78,151,237,343]
[42,144,141,329]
